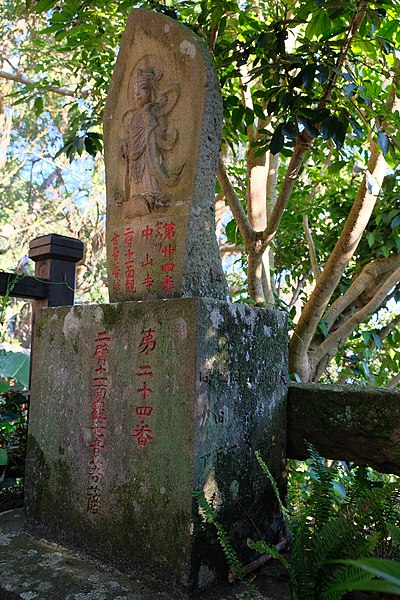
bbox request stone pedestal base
[25,298,287,595]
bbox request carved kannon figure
[120,64,184,218]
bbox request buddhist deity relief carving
[119,56,184,219]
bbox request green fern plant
[193,489,256,599]
[251,446,400,600]
[329,553,400,596]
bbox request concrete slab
[0,509,290,600]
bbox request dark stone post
[29,234,84,308]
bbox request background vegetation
[0,0,399,385]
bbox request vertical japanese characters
[112,220,177,298]
[133,327,157,447]
[87,331,111,515]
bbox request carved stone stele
[104,9,227,303]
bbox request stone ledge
[288,382,400,474]
[0,509,289,600]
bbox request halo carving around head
[128,54,164,101]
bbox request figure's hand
[121,140,128,159]
[158,93,168,108]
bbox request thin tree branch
[388,372,400,389]
[219,243,244,256]
[0,69,87,98]
[289,59,400,381]
[261,134,312,247]
[288,268,313,311]
[217,157,255,247]
[311,266,400,369]
[324,254,400,331]
[303,214,320,281]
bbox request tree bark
[324,254,400,332]
[290,93,398,381]
[311,266,400,374]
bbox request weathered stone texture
[1,509,291,599]
[25,299,287,594]
[104,10,227,302]
[288,382,400,474]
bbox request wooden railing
[0,234,84,307]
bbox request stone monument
[25,9,288,597]
[104,9,227,303]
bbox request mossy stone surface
[26,298,287,594]
[288,382,400,474]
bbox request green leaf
[328,160,346,174]
[232,105,245,129]
[339,558,400,588]
[0,448,8,466]
[33,0,57,13]
[378,130,390,156]
[332,119,348,149]
[372,332,382,350]
[381,245,389,258]
[0,381,11,394]
[367,232,375,247]
[391,214,400,228]
[245,106,254,126]
[361,331,371,344]
[316,65,329,85]
[33,96,44,116]
[0,350,30,388]
[302,64,317,88]
[270,124,284,155]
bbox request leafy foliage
[0,0,399,383]
[331,557,400,596]
[251,447,400,600]
[193,488,255,598]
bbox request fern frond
[321,564,375,600]
[255,451,289,522]
[306,443,338,531]
[247,538,293,577]
[194,490,256,597]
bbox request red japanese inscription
[87,330,110,515]
[138,328,156,354]
[133,326,157,447]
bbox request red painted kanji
[125,262,136,293]
[92,385,107,400]
[141,253,154,269]
[162,274,175,293]
[91,400,106,421]
[111,234,121,293]
[137,380,153,402]
[133,421,154,447]
[136,405,153,417]
[162,244,176,259]
[163,222,176,241]
[138,328,156,354]
[124,227,134,248]
[125,249,135,261]
[93,339,110,364]
[137,365,153,377]
[87,331,110,514]
[142,225,154,241]
[142,274,154,291]
[162,262,175,273]
[133,325,158,447]
[155,221,164,239]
